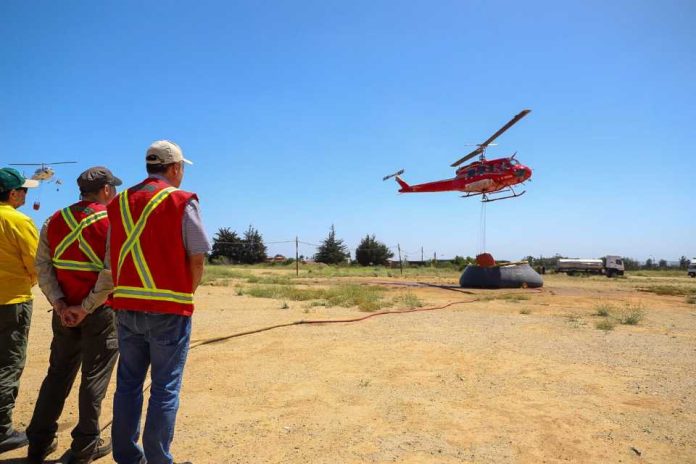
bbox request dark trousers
[0,300,32,438]
[27,305,118,457]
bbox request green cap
[0,167,39,193]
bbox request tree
[452,255,475,270]
[209,227,242,263]
[239,225,267,264]
[522,254,565,270]
[658,259,668,268]
[621,257,641,271]
[644,258,654,269]
[679,256,690,270]
[355,234,393,266]
[315,225,349,264]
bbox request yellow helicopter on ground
[9,161,77,210]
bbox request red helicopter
[384,109,533,202]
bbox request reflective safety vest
[46,201,111,307]
[107,177,197,316]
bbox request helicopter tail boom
[395,176,412,192]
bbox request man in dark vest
[108,141,209,464]
[27,167,122,463]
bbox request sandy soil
[2,273,696,463]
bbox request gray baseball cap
[77,166,122,193]
[145,140,193,165]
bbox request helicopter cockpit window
[467,169,475,177]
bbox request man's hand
[189,254,205,293]
[61,305,88,327]
[53,298,68,316]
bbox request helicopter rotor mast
[450,109,531,168]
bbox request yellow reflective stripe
[52,211,108,268]
[114,286,193,304]
[52,259,103,272]
[53,212,107,259]
[117,187,175,276]
[118,191,153,285]
[53,209,80,257]
[119,191,134,231]
[78,238,103,269]
[116,189,163,289]
[61,207,79,230]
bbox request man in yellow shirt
[0,167,39,454]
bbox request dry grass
[619,305,645,325]
[593,304,613,317]
[595,319,616,331]
[638,285,692,296]
[392,291,423,309]
[239,283,388,312]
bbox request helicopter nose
[515,167,532,180]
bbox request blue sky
[1,0,694,262]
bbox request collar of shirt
[148,174,172,185]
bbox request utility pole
[397,243,403,276]
[433,251,437,267]
[421,246,424,264]
[295,236,299,277]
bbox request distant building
[266,254,286,263]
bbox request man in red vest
[27,167,122,464]
[108,141,209,464]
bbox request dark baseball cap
[0,167,39,192]
[77,166,122,193]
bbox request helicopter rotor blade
[478,109,531,149]
[10,161,77,166]
[451,109,531,167]
[450,148,482,167]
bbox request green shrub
[595,320,616,331]
[593,304,612,317]
[619,306,644,325]
[392,292,423,309]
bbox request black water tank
[460,263,543,288]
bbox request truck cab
[604,256,625,277]
[689,259,696,278]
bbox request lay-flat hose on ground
[99,296,479,433]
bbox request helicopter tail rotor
[382,169,405,181]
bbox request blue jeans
[112,311,191,464]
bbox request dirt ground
[2,272,696,463]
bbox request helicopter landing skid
[461,187,526,203]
